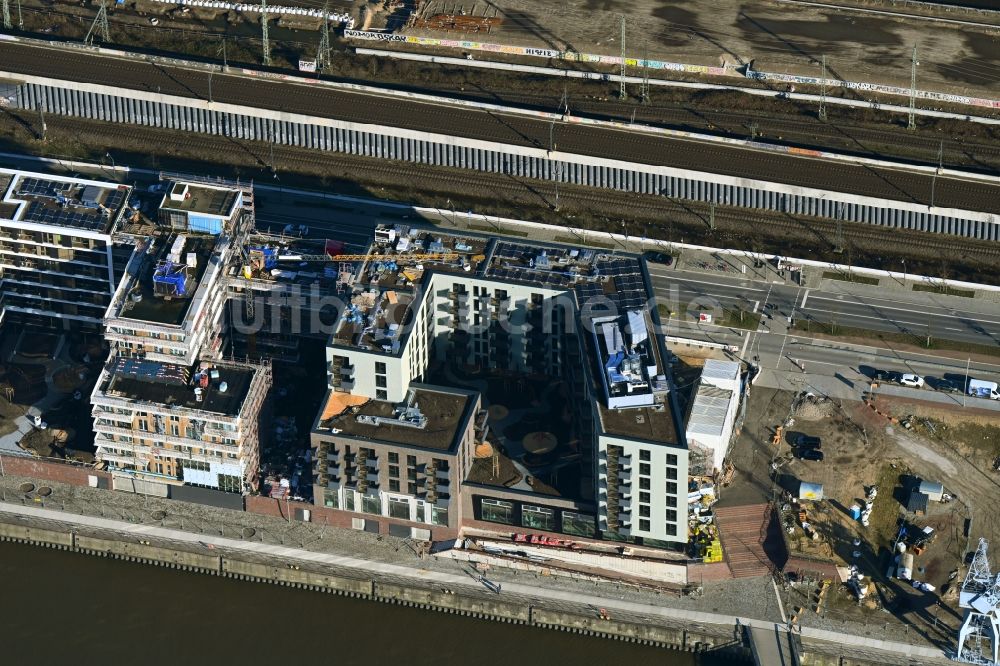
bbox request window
[376,389,388,400]
[665,524,677,536]
[375,362,387,374]
[389,479,400,492]
[666,482,677,495]
[432,507,449,526]
[416,503,426,522]
[639,505,650,518]
[521,505,555,531]
[639,477,650,490]
[218,474,241,493]
[344,492,355,511]
[639,519,651,532]
[389,498,410,520]
[388,452,399,464]
[389,465,400,478]
[666,509,677,522]
[560,511,595,537]
[666,454,678,466]
[640,491,650,503]
[407,455,416,466]
[325,492,339,509]
[666,496,677,507]
[481,498,515,525]
[408,482,418,495]
[639,449,650,461]
[407,468,417,480]
[666,467,677,480]
[640,463,651,476]
[362,495,381,515]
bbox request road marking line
[752,300,760,313]
[800,289,811,309]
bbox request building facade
[0,168,133,329]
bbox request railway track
[11,111,998,284]
[1,41,999,215]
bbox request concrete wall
[8,78,1000,240]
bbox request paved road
[649,265,1000,347]
[1,41,999,213]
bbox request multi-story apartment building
[591,311,689,545]
[92,178,270,494]
[0,168,133,329]
[312,228,692,547]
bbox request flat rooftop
[334,289,416,351]
[487,241,649,311]
[102,357,255,417]
[320,386,474,451]
[161,183,238,217]
[1,171,131,234]
[115,233,217,326]
[598,402,680,445]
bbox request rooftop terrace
[101,357,255,417]
[160,182,238,217]
[115,233,218,326]
[486,242,649,311]
[320,386,475,451]
[598,401,680,445]
[1,172,130,234]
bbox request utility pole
[640,42,650,104]
[16,0,21,29]
[618,15,627,100]
[930,139,943,208]
[84,0,110,45]
[908,44,918,130]
[261,0,272,67]
[2,0,11,30]
[560,84,569,117]
[317,2,332,71]
[218,37,229,72]
[709,201,716,230]
[39,105,46,141]
[818,55,828,121]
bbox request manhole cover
[37,486,52,497]
[18,482,34,493]
[151,510,167,521]
[242,527,256,539]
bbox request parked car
[643,251,674,266]
[900,374,925,388]
[795,435,821,449]
[797,448,825,462]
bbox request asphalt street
[647,266,1000,347]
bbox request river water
[0,541,733,664]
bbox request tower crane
[958,538,1000,664]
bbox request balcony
[340,364,355,377]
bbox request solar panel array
[489,241,650,311]
[14,177,123,232]
[113,356,188,384]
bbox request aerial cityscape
[0,0,999,663]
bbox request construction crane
[277,252,460,263]
[957,538,1000,664]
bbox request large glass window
[521,505,555,531]
[481,498,515,525]
[344,491,355,512]
[325,491,339,509]
[432,507,449,526]
[416,503,426,523]
[362,495,381,515]
[389,498,410,520]
[561,511,595,537]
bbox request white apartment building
[592,312,689,545]
[0,168,133,328]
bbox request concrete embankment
[0,517,950,665]
[0,518,747,658]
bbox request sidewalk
[0,500,954,663]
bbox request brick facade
[1,454,111,487]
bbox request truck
[968,379,1000,400]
